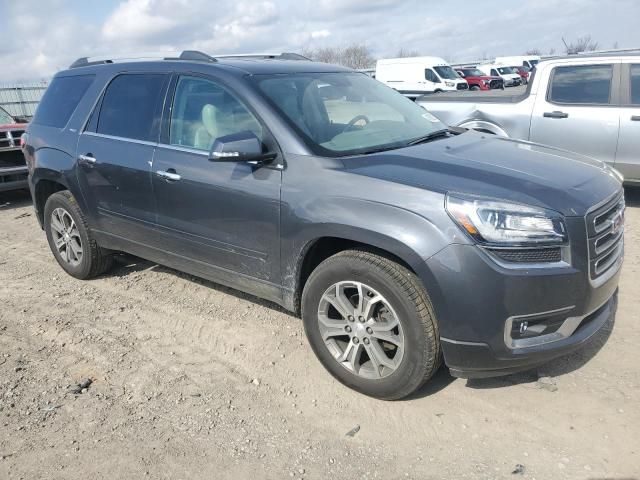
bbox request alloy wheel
[317,281,405,379]
[50,207,83,266]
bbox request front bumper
[0,165,29,192]
[418,213,622,379]
[442,291,617,378]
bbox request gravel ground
[0,188,638,480]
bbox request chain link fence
[0,81,49,120]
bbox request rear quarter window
[548,64,613,105]
[32,75,95,128]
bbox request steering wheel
[341,115,370,133]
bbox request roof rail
[214,52,311,61]
[69,50,217,68]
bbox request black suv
[23,51,623,399]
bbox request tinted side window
[631,64,640,105]
[549,65,613,105]
[491,69,498,76]
[169,76,262,151]
[32,75,94,128]
[97,74,166,141]
[425,69,438,82]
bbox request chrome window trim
[156,143,208,156]
[82,131,157,147]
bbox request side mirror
[209,131,276,165]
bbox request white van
[477,64,522,87]
[494,55,540,70]
[375,56,469,98]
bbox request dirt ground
[0,188,638,480]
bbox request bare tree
[548,47,556,56]
[562,35,599,54]
[395,48,421,58]
[302,44,375,69]
[612,41,619,50]
[524,48,542,56]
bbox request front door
[615,63,640,182]
[530,63,620,165]
[76,73,168,242]
[151,75,281,283]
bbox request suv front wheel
[302,250,441,400]
[44,190,113,279]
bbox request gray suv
[22,51,624,399]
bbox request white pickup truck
[418,53,640,184]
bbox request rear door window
[630,64,640,105]
[97,74,166,142]
[548,65,613,105]
[32,75,95,128]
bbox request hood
[343,131,621,216]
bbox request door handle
[543,111,569,119]
[156,170,181,181]
[631,115,640,121]
[78,154,96,164]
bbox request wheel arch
[33,173,69,228]
[31,147,85,228]
[457,120,509,137]
[289,229,439,316]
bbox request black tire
[470,85,480,91]
[301,250,441,400]
[44,190,113,279]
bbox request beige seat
[193,104,220,150]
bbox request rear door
[151,74,282,282]
[614,63,640,182]
[529,63,620,165]
[76,73,168,243]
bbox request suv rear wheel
[302,250,440,400]
[44,190,113,279]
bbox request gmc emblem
[611,211,624,235]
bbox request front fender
[281,196,454,308]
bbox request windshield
[497,67,516,75]
[253,72,446,156]
[0,107,14,124]
[461,68,484,77]
[433,66,459,80]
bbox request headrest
[201,104,219,137]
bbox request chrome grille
[586,193,625,281]
[0,129,24,150]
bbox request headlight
[445,81,455,87]
[445,194,567,245]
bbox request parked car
[24,51,623,400]
[455,67,504,90]
[477,64,522,87]
[417,53,640,184]
[0,106,28,192]
[376,56,469,98]
[512,66,530,84]
[495,55,541,70]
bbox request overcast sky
[1,0,639,82]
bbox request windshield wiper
[407,128,452,146]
